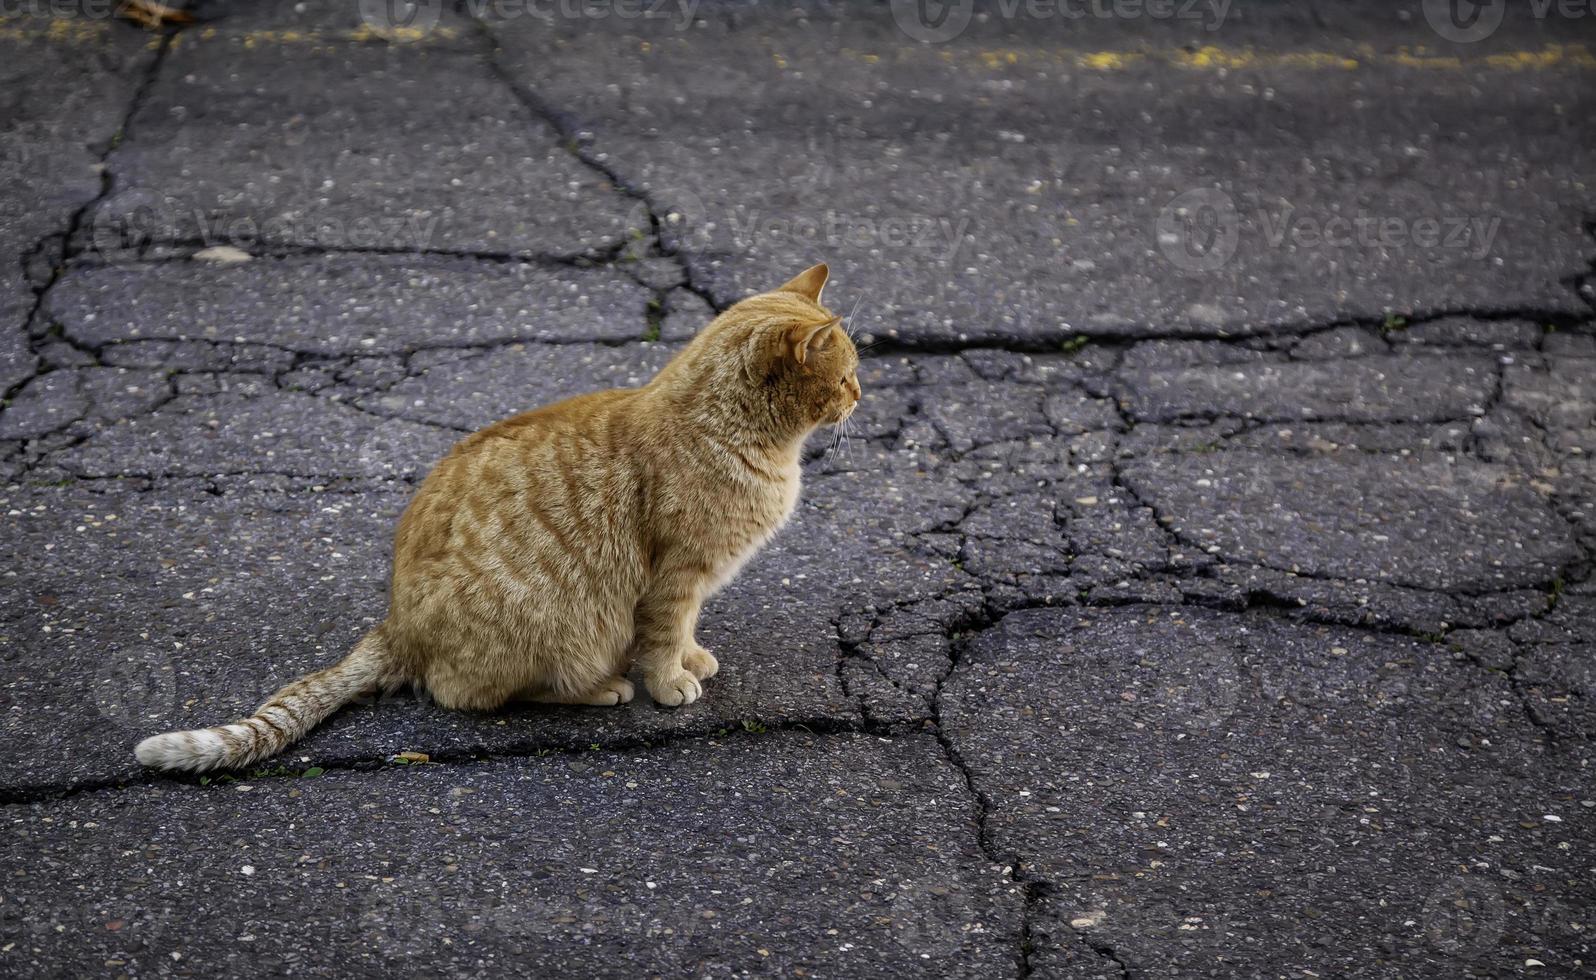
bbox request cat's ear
[786,317,840,365]
[776,262,829,303]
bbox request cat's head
[688,263,862,435]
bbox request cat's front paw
[682,645,719,681]
[645,667,702,707]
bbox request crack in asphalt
[879,561,1590,975]
[0,43,1591,980]
[1460,637,1575,750]
[7,297,1587,477]
[928,605,1037,979]
[0,714,915,807]
[3,17,1595,972]
[4,396,1590,973]
[1467,355,1511,460]
[0,18,190,476]
[468,12,724,320]
[74,236,633,270]
[854,304,1592,356]
[3,37,177,408]
[1097,386,1584,605]
[1563,214,1596,313]
[47,465,425,485]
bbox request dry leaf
[117,0,196,30]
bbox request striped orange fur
[134,263,860,772]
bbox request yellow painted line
[1378,45,1465,69]
[1078,51,1143,70]
[3,15,1593,72]
[1171,45,1358,70]
[1484,45,1594,69]
[0,16,460,46]
[173,24,463,48]
[806,41,1594,72]
[902,43,1596,72]
[0,16,111,44]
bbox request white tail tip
[134,729,231,772]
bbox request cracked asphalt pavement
[1,1,1593,977]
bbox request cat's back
[394,388,645,572]
[444,388,637,463]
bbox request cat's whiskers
[842,291,865,342]
[824,413,851,468]
[823,411,857,470]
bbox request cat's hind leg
[515,676,635,706]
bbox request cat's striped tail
[134,630,396,773]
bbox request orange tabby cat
[135,263,860,772]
